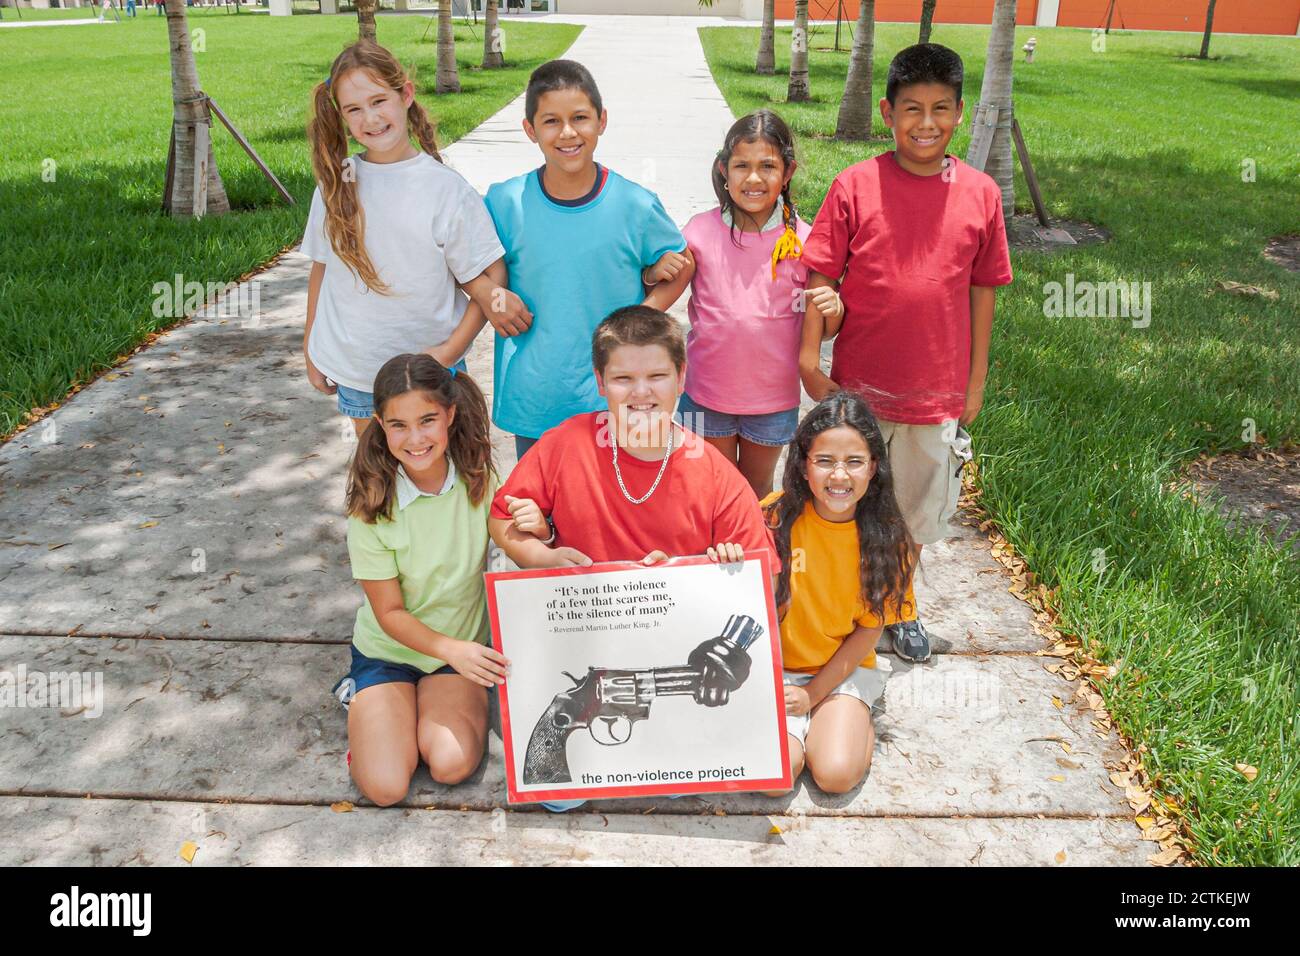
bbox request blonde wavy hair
[307,40,442,295]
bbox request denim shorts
[676,392,798,447]
[331,644,456,710]
[332,357,467,419]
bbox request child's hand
[640,550,670,566]
[486,287,533,337]
[806,285,844,324]
[784,684,812,717]
[799,365,840,403]
[643,250,691,286]
[504,495,549,540]
[306,357,336,396]
[706,542,744,565]
[425,342,461,370]
[960,379,985,427]
[548,546,593,568]
[443,641,510,688]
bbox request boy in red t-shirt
[489,305,778,571]
[799,43,1013,662]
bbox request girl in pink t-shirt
[678,110,843,498]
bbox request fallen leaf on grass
[769,824,783,835]
[1148,846,1182,867]
[1057,758,1082,770]
[1215,280,1279,301]
[1049,775,1066,782]
[1135,815,1155,830]
[179,841,198,864]
[1234,763,1258,782]
[330,801,354,813]
[1051,696,1063,710]
[1126,785,1152,815]
[138,521,158,530]
[1054,849,1067,864]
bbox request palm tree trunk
[834,0,876,139]
[967,0,1017,220]
[437,0,461,93]
[919,0,937,44]
[756,0,775,74]
[356,0,377,41]
[163,0,229,217]
[1199,0,1217,59]
[787,0,810,102]
[483,0,504,69]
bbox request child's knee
[809,754,868,795]
[422,740,483,785]
[355,769,411,808]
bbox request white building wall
[556,0,743,15]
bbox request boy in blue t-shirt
[485,60,693,459]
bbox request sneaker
[332,676,357,711]
[540,799,587,813]
[888,618,932,663]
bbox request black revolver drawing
[523,614,763,785]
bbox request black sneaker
[888,619,932,663]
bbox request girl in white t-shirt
[678,110,843,499]
[304,40,532,436]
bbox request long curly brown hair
[307,40,443,295]
[765,391,915,622]
[346,354,496,524]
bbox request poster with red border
[486,550,789,805]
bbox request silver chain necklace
[612,423,674,505]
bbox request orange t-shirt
[761,492,915,673]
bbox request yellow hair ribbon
[770,202,803,279]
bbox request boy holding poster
[489,306,782,811]
[489,306,777,571]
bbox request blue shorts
[675,393,798,447]
[333,357,467,419]
[331,644,456,710]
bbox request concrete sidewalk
[0,16,1150,865]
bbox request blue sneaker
[540,799,587,813]
[888,618,932,663]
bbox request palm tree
[356,0,377,42]
[834,0,876,139]
[919,0,937,44]
[756,0,776,74]
[787,0,810,102]
[1198,0,1218,59]
[162,0,229,217]
[436,0,460,93]
[483,0,504,69]
[966,0,1017,219]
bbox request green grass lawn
[0,11,580,433]
[701,23,1299,866]
[0,7,105,19]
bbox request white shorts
[783,659,892,746]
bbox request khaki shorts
[783,660,892,746]
[878,419,973,546]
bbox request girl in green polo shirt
[334,353,509,807]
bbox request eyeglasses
[807,457,873,476]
